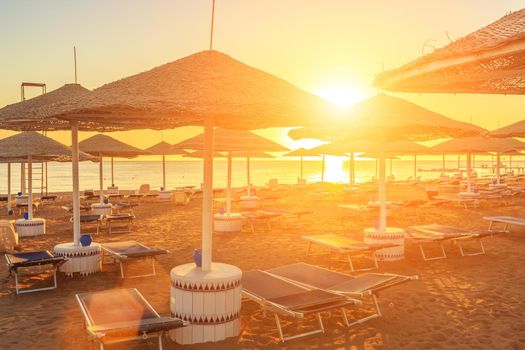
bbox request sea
[0,157,518,193]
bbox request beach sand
[1,183,524,349]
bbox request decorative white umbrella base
[158,190,172,201]
[240,196,259,209]
[107,186,119,195]
[91,203,112,216]
[15,218,45,237]
[54,242,101,277]
[363,227,405,261]
[214,213,243,232]
[170,262,242,345]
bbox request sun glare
[324,156,345,183]
[315,85,365,109]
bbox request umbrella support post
[54,122,101,276]
[170,122,242,344]
[214,151,242,232]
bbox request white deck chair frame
[305,239,379,272]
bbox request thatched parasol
[0,132,96,219]
[289,93,484,234]
[174,128,287,215]
[282,147,322,180]
[0,50,335,272]
[374,9,525,94]
[1,51,335,131]
[145,141,188,189]
[79,134,150,203]
[433,136,525,187]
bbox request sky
[1,0,524,151]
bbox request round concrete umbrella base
[91,203,112,216]
[170,262,241,345]
[107,186,119,195]
[54,242,101,277]
[16,218,45,237]
[240,196,259,209]
[158,190,172,201]
[214,213,243,232]
[364,227,405,261]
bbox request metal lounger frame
[101,247,159,278]
[5,254,62,295]
[305,240,379,272]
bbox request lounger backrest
[267,262,352,290]
[138,184,150,194]
[242,270,307,300]
[77,288,158,326]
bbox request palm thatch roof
[374,9,525,94]
[310,139,430,156]
[145,141,188,155]
[184,150,226,158]
[432,136,525,154]
[0,84,90,125]
[289,94,485,142]
[79,134,150,158]
[490,120,525,137]
[282,148,322,157]
[0,132,96,162]
[172,127,289,152]
[0,51,336,132]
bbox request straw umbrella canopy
[374,9,525,94]
[0,132,96,219]
[173,127,288,215]
[432,136,525,188]
[79,134,150,203]
[282,147,321,181]
[0,50,334,271]
[145,141,188,190]
[290,93,484,234]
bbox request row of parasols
[0,50,521,272]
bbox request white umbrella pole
[246,155,251,196]
[111,157,115,186]
[389,158,393,176]
[321,154,325,182]
[7,163,11,215]
[162,154,166,189]
[379,154,387,231]
[99,157,104,204]
[496,153,501,184]
[466,152,472,193]
[226,151,232,214]
[27,156,33,220]
[457,155,460,171]
[350,152,355,184]
[201,119,214,271]
[300,156,303,180]
[348,153,352,185]
[21,163,25,194]
[510,155,513,173]
[71,122,81,246]
[442,154,445,174]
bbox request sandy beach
[1,182,524,349]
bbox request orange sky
[1,1,524,151]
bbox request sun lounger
[76,215,103,234]
[258,208,312,229]
[407,224,502,260]
[303,234,399,272]
[76,288,187,350]
[104,213,135,234]
[266,262,417,327]
[483,216,525,232]
[242,270,360,342]
[240,211,281,233]
[5,250,66,294]
[432,194,479,209]
[101,241,168,278]
[173,190,189,205]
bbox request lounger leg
[158,334,163,350]
[274,313,325,343]
[347,254,355,272]
[459,239,485,257]
[15,273,19,295]
[119,261,125,278]
[419,242,447,261]
[341,307,350,327]
[345,294,382,327]
[306,242,312,257]
[151,257,156,276]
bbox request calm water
[0,157,516,193]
